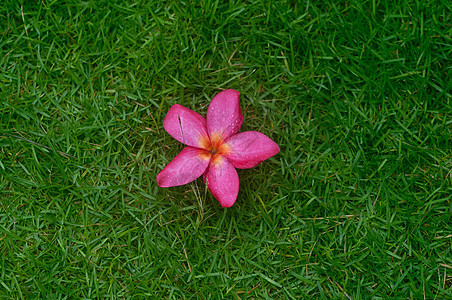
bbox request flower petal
[224,131,280,169]
[163,104,209,149]
[206,89,243,140]
[157,147,211,187]
[205,155,239,207]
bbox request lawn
[1,0,451,298]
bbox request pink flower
[157,89,280,207]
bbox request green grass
[1,0,451,298]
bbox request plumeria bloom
[157,89,280,207]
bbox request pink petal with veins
[163,104,209,149]
[206,89,243,140]
[225,131,280,169]
[157,147,211,187]
[205,156,239,207]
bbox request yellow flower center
[198,132,231,166]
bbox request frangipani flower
[157,89,280,207]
